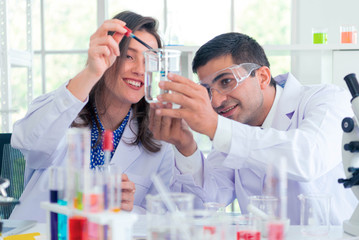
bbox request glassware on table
[146,192,194,240]
[227,212,260,240]
[298,193,331,237]
[190,210,231,240]
[247,195,283,237]
[203,202,226,213]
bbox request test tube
[84,170,104,212]
[108,166,122,212]
[84,170,104,240]
[49,166,64,240]
[57,198,67,240]
[101,130,114,240]
[69,216,87,240]
[66,128,91,209]
[278,157,288,221]
[66,128,91,240]
[263,158,288,220]
[50,167,67,240]
[265,158,288,238]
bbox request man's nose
[211,89,227,108]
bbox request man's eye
[220,78,233,87]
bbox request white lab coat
[10,83,174,222]
[171,73,357,225]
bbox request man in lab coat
[149,32,357,225]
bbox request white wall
[292,0,359,87]
[294,0,359,45]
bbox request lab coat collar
[261,84,282,129]
[109,110,143,172]
[271,72,302,130]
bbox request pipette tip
[123,26,153,50]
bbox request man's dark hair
[192,32,275,86]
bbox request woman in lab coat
[10,11,174,222]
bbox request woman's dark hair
[192,32,276,86]
[72,11,162,152]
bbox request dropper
[103,130,113,168]
[124,26,154,50]
[102,130,113,240]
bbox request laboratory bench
[17,215,357,240]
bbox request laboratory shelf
[166,44,359,53]
[9,49,32,68]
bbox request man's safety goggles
[200,63,261,101]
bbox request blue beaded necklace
[90,107,131,169]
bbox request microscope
[338,73,359,236]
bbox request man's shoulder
[275,73,351,118]
[302,82,349,101]
[278,72,349,99]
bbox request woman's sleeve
[11,82,87,169]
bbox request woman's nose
[133,60,145,75]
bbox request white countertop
[17,216,358,240]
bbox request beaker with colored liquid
[341,25,357,44]
[312,28,328,44]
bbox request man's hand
[121,174,135,211]
[149,102,197,156]
[154,73,218,139]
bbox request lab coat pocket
[125,173,152,204]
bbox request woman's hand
[86,19,127,79]
[67,19,128,101]
[121,173,135,211]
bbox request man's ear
[257,66,272,90]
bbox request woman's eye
[126,55,134,61]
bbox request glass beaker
[312,28,328,44]
[341,25,357,44]
[146,192,194,240]
[190,210,231,240]
[144,48,181,104]
[203,202,226,213]
[298,193,331,236]
[227,213,260,240]
[247,195,279,237]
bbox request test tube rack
[41,202,138,240]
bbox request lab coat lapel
[271,73,302,130]
[110,115,142,172]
